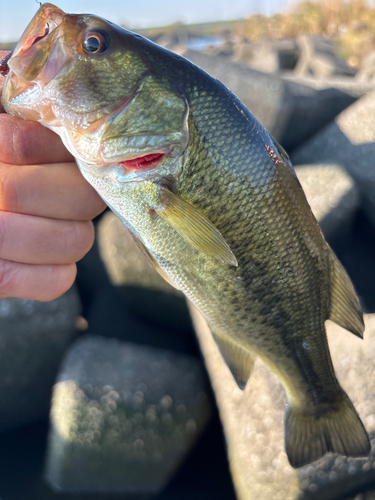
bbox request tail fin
[285,394,370,468]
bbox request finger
[0,211,95,264]
[0,115,74,165]
[0,260,77,301]
[0,161,106,220]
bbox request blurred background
[1,1,375,499]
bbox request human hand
[0,51,106,301]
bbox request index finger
[0,115,74,165]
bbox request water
[186,36,223,51]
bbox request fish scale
[0,3,369,468]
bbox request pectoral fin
[212,330,256,389]
[328,247,364,338]
[155,187,238,267]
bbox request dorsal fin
[271,135,289,160]
[328,247,364,338]
[211,329,256,390]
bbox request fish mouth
[1,4,68,120]
[0,4,63,78]
[6,4,65,81]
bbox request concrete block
[45,336,211,494]
[296,164,359,242]
[291,90,375,227]
[0,286,81,429]
[294,35,356,79]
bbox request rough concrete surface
[356,50,375,82]
[296,164,359,242]
[291,90,375,227]
[45,336,211,494]
[190,308,375,500]
[294,35,356,79]
[0,286,81,429]
[281,73,375,99]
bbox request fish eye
[83,29,110,54]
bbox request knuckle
[74,221,95,260]
[62,221,95,263]
[83,184,107,219]
[0,116,31,165]
[10,119,32,165]
[0,165,19,212]
[0,214,7,257]
[44,264,77,301]
[0,259,17,296]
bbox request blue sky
[0,0,294,42]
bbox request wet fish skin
[1,5,370,468]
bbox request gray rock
[176,49,371,151]
[295,35,357,79]
[45,336,211,494]
[291,90,375,226]
[296,164,359,242]
[190,307,375,500]
[0,286,81,430]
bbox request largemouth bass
[1,4,370,468]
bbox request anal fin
[328,247,364,338]
[212,330,256,390]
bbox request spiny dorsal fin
[156,187,238,267]
[328,246,364,338]
[271,135,289,160]
[211,330,256,390]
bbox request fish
[1,3,370,468]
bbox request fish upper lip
[12,3,64,60]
